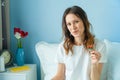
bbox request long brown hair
[62,6,95,55]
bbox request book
[9,65,30,72]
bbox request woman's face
[65,13,85,38]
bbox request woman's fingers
[90,50,101,63]
[90,51,101,57]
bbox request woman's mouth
[72,30,78,34]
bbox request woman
[52,5,107,80]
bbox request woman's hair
[62,5,95,55]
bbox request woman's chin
[72,34,80,38]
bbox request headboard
[35,41,58,80]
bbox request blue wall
[10,0,120,80]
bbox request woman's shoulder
[94,38,106,49]
[95,38,105,45]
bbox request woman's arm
[90,51,103,80]
[51,63,65,80]
[90,63,103,80]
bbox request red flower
[87,45,93,49]
[14,27,20,33]
[14,27,28,39]
[87,44,94,52]
[14,27,28,48]
[20,30,28,38]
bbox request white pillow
[35,41,58,80]
[104,39,120,80]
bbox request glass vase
[16,48,24,66]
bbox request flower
[14,27,28,48]
[87,44,94,52]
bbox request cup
[0,56,5,72]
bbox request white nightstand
[0,64,37,80]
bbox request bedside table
[0,64,37,80]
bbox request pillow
[103,39,120,80]
[35,41,58,80]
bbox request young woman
[52,5,107,80]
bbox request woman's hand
[51,63,65,80]
[90,50,101,64]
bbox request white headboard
[35,41,58,80]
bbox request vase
[16,48,24,66]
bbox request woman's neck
[74,37,84,46]
[74,34,85,46]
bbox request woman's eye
[75,21,79,23]
[67,23,71,26]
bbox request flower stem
[17,39,22,48]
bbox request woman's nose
[71,24,77,30]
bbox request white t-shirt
[56,39,107,80]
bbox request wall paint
[10,0,120,80]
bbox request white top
[56,39,107,80]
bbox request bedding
[35,40,120,80]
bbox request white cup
[0,56,5,72]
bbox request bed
[35,39,120,80]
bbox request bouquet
[14,27,28,48]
